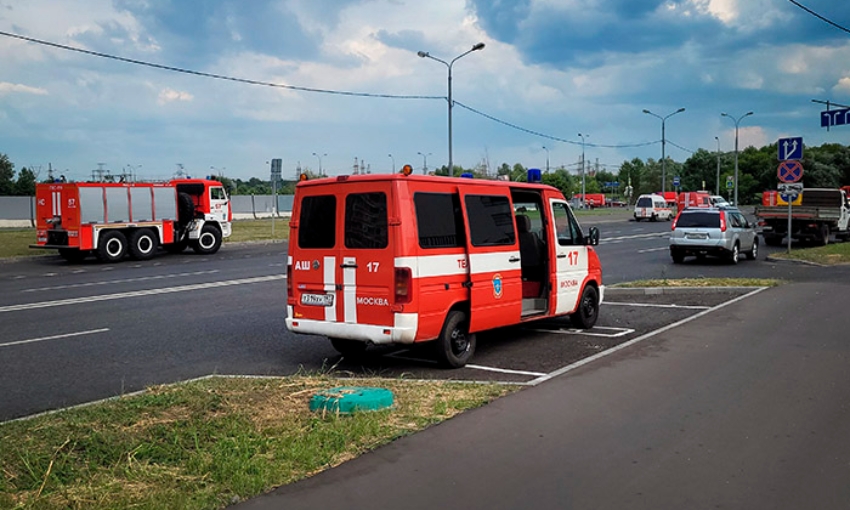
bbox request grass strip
[0,375,516,509]
[768,242,850,265]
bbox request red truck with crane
[30,178,232,262]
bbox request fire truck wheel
[58,248,87,263]
[570,285,599,329]
[435,310,476,368]
[129,229,159,260]
[96,230,128,262]
[330,338,367,357]
[192,224,222,254]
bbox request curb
[606,286,767,295]
[764,256,826,267]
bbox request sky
[2,0,850,183]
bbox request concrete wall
[0,195,294,227]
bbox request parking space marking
[527,326,635,338]
[466,365,547,376]
[604,302,711,310]
[0,328,110,349]
[528,287,769,386]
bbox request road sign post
[778,183,802,254]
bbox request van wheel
[330,338,367,358]
[129,229,159,260]
[96,230,127,262]
[192,224,222,254]
[650,214,657,222]
[570,285,599,329]
[435,311,475,368]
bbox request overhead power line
[2,29,670,152]
[0,30,443,100]
[453,101,660,149]
[787,0,850,34]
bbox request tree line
[4,143,850,203]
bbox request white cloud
[157,88,193,105]
[833,77,850,95]
[0,82,48,96]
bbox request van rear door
[290,192,339,324]
[339,185,395,328]
[459,187,522,332]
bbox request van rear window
[637,197,652,207]
[676,212,720,228]
[414,192,465,249]
[345,192,388,249]
[465,194,516,247]
[298,195,336,248]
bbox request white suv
[670,207,758,264]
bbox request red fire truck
[31,179,231,262]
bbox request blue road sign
[672,176,681,187]
[821,108,850,128]
[777,137,803,161]
[777,160,803,183]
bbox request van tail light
[720,212,727,232]
[286,263,293,298]
[394,267,412,304]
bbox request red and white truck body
[31,179,232,262]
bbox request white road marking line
[466,365,547,376]
[527,326,635,338]
[22,270,221,293]
[528,287,769,386]
[604,301,711,310]
[637,247,668,254]
[0,275,285,313]
[0,328,110,348]
[602,232,668,242]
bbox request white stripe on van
[395,251,519,278]
[469,250,522,273]
[395,254,469,278]
[324,256,336,322]
[343,256,357,324]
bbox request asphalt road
[1,212,848,423]
[238,280,850,510]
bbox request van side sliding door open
[459,188,523,332]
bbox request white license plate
[686,233,708,239]
[301,293,334,307]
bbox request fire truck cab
[285,170,603,368]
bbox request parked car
[670,207,758,264]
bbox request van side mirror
[585,226,600,246]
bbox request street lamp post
[542,146,550,174]
[721,111,753,206]
[417,42,486,177]
[642,107,685,195]
[714,136,721,196]
[578,133,589,208]
[388,154,395,173]
[312,152,326,176]
[417,152,432,174]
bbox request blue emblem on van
[492,273,503,298]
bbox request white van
[634,194,673,221]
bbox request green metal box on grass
[309,387,394,414]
